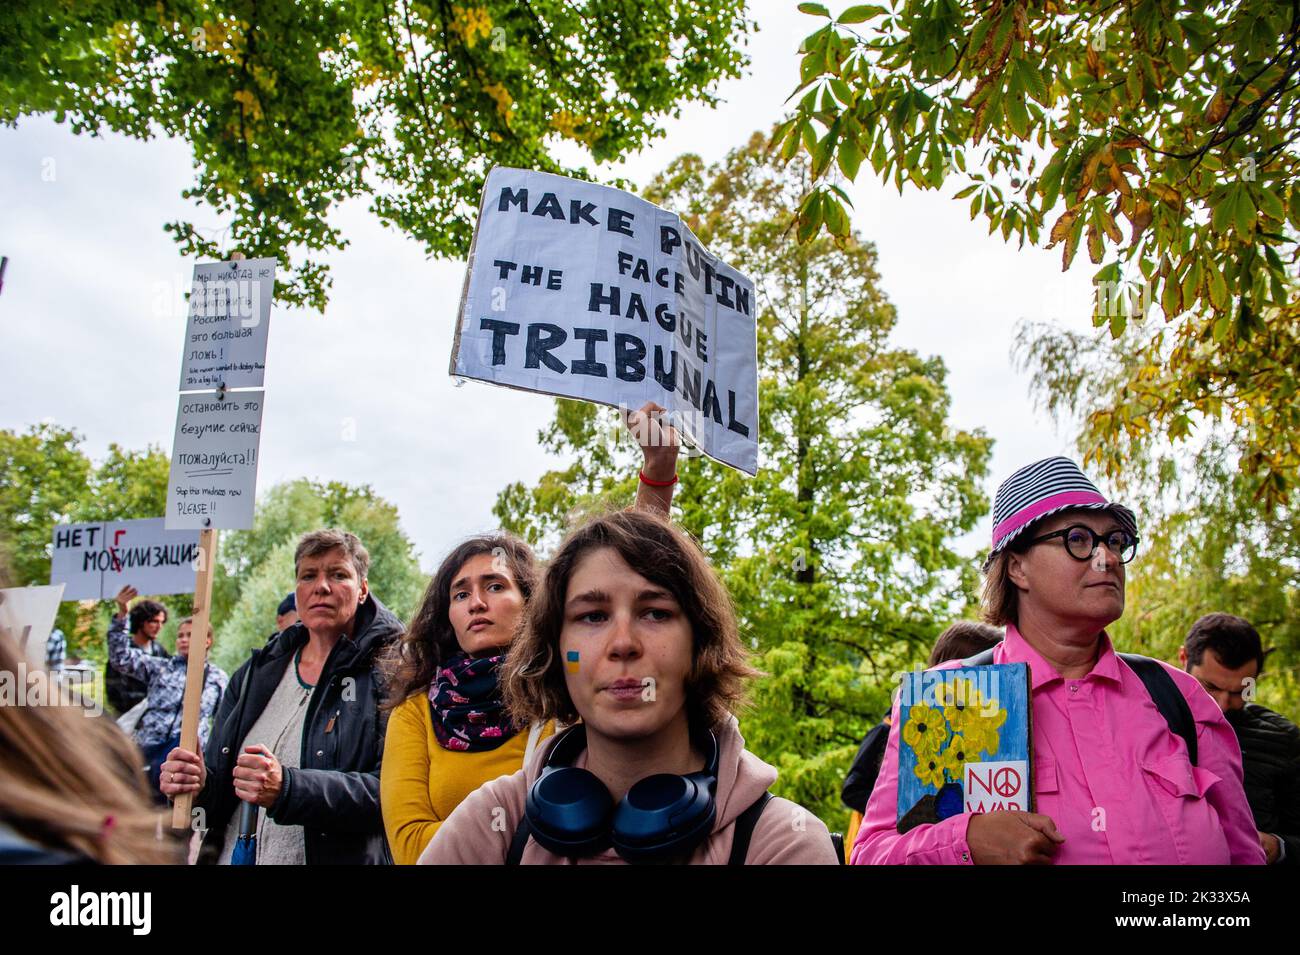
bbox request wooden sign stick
[171,526,218,830]
[171,249,242,831]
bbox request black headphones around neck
[524,723,719,864]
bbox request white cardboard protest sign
[165,391,265,530]
[450,167,760,474]
[178,257,277,391]
[49,518,202,600]
[0,584,65,671]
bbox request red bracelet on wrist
[639,470,679,488]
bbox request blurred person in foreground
[0,580,180,864]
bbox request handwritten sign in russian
[178,257,276,391]
[450,167,759,474]
[165,392,265,530]
[49,519,201,600]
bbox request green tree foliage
[211,478,426,671]
[0,0,753,309]
[493,133,993,826]
[1021,296,1300,509]
[0,427,176,660]
[75,443,173,526]
[1016,320,1300,719]
[0,426,424,669]
[782,1,1299,503]
[0,424,91,591]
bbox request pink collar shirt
[851,624,1265,865]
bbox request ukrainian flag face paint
[566,650,580,673]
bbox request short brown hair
[928,620,1003,666]
[980,548,1021,627]
[502,510,759,731]
[294,529,370,580]
[1185,613,1266,672]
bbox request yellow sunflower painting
[901,703,949,756]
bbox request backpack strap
[728,791,773,865]
[830,831,846,865]
[505,815,531,866]
[963,643,1198,766]
[1119,653,1198,766]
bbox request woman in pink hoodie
[418,508,839,865]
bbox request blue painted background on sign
[895,663,1031,828]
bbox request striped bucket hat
[984,457,1137,570]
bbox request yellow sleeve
[845,811,863,864]
[381,696,442,866]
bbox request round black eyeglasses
[1024,524,1139,564]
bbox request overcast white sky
[0,6,1105,571]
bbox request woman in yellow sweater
[380,534,550,864]
[380,402,680,864]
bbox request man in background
[274,592,298,634]
[1181,613,1299,865]
[105,589,169,716]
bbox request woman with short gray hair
[161,528,403,864]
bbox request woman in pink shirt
[852,457,1265,865]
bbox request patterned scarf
[428,651,519,752]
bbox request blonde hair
[177,615,214,640]
[0,634,183,864]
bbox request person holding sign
[418,509,839,865]
[159,530,403,864]
[852,457,1264,865]
[380,403,680,864]
[108,586,228,799]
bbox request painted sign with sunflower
[895,663,1031,833]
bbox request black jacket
[841,711,892,814]
[1226,703,1300,865]
[195,595,403,864]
